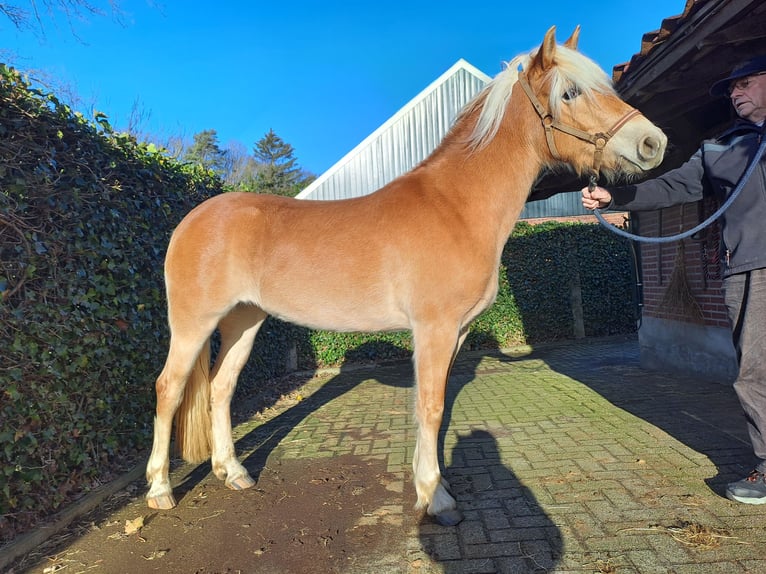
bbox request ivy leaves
[0,63,221,538]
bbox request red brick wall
[523,208,730,328]
[632,205,729,328]
[524,212,627,226]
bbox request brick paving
[9,335,766,573]
[245,335,765,573]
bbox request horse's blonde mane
[464,43,615,150]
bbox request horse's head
[469,26,667,183]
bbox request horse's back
[165,192,413,331]
[165,187,501,332]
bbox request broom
[660,205,704,323]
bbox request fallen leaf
[142,549,169,560]
[124,515,145,536]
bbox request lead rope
[592,135,766,243]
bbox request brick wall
[632,203,729,329]
[524,212,627,227]
[524,207,730,328]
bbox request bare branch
[0,3,31,29]
[1,1,124,37]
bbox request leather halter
[516,70,642,183]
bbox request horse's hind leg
[146,333,211,509]
[209,304,267,490]
[412,324,466,526]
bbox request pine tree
[184,129,228,175]
[252,129,303,196]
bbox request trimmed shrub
[0,64,221,539]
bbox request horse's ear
[563,25,580,50]
[535,26,557,71]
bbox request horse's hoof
[226,475,256,491]
[147,494,177,510]
[434,508,464,526]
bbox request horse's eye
[563,86,581,102]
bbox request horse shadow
[419,429,562,573]
[172,333,562,572]
[418,337,563,572]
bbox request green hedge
[503,221,637,341]
[0,63,637,542]
[0,64,222,539]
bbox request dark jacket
[609,118,766,277]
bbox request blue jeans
[724,268,766,472]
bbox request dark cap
[710,55,766,97]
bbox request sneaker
[725,470,766,504]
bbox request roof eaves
[612,0,717,88]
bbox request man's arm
[582,149,706,211]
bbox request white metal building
[297,59,589,219]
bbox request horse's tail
[174,339,212,463]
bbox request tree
[251,128,304,196]
[223,141,259,190]
[184,129,228,175]
[1,1,122,35]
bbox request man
[581,56,766,504]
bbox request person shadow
[418,335,563,573]
[531,338,753,498]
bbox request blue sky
[5,0,683,176]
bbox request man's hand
[581,186,613,210]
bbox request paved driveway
[8,336,765,573]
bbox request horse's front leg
[209,307,266,490]
[411,325,465,526]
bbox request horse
[145,26,667,526]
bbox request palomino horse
[146,26,666,526]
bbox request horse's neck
[419,116,543,242]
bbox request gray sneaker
[726,470,766,504]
